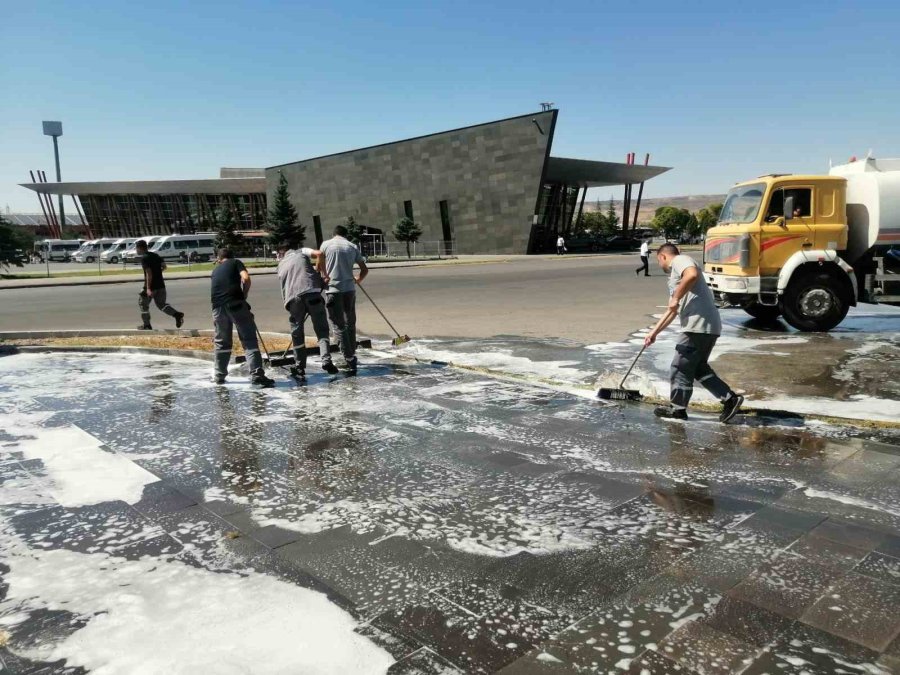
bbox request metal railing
[362,240,456,259]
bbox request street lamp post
[42,121,64,233]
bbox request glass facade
[78,192,267,238]
[529,183,582,253]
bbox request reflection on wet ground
[1,352,900,673]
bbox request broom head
[391,335,411,346]
[597,387,643,401]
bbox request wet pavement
[1,351,900,674]
[392,305,900,424]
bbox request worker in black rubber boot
[137,240,185,330]
[644,243,744,423]
[210,248,274,388]
[276,240,338,381]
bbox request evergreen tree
[0,215,30,271]
[266,173,304,248]
[344,215,365,245]
[605,197,619,231]
[213,207,244,253]
[393,217,422,259]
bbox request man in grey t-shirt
[644,243,743,422]
[317,225,369,374]
[277,242,339,379]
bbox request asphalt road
[0,254,667,343]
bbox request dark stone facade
[266,111,557,255]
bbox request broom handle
[619,345,647,389]
[255,328,271,360]
[357,284,403,339]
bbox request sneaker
[214,375,226,385]
[654,406,688,420]
[720,394,745,423]
[137,324,153,330]
[251,374,276,388]
[322,360,339,375]
[175,312,185,328]
[289,367,306,382]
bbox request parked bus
[122,236,162,264]
[73,238,118,263]
[101,238,139,264]
[33,239,84,262]
[150,234,216,262]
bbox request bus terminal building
[21,110,669,254]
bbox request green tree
[266,173,304,248]
[0,215,30,271]
[651,206,695,241]
[696,202,723,234]
[393,216,422,259]
[605,197,619,231]
[213,207,244,253]
[344,215,365,245]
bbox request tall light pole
[42,121,64,232]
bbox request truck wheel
[109,256,118,264]
[741,300,782,323]
[86,256,94,263]
[781,272,850,332]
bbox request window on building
[403,200,414,221]
[439,200,453,242]
[313,215,323,247]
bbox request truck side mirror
[783,195,794,221]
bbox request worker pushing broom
[601,243,744,423]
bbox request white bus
[122,236,162,264]
[73,238,118,263]
[101,238,139,264]
[34,239,84,262]
[150,234,216,262]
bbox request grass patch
[2,260,278,280]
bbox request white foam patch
[0,524,393,674]
[8,419,157,507]
[393,340,592,384]
[753,395,900,424]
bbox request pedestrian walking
[136,240,185,330]
[276,242,339,380]
[635,239,651,277]
[643,243,744,422]
[210,248,274,388]
[557,235,566,255]
[317,225,369,374]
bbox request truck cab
[705,174,856,331]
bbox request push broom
[597,345,646,401]
[357,284,411,346]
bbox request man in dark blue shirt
[210,249,274,387]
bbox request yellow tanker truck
[704,156,900,331]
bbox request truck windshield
[719,183,765,224]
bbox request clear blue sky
[3,0,899,212]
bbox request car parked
[601,235,642,251]
[564,234,608,252]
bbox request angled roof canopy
[19,177,266,196]
[545,157,670,188]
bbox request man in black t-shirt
[137,240,184,330]
[210,248,274,387]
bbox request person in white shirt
[635,239,651,277]
[556,236,566,255]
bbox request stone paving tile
[386,647,465,674]
[807,516,890,551]
[696,595,794,648]
[801,571,900,651]
[728,550,849,620]
[741,622,890,675]
[657,620,760,673]
[855,550,900,586]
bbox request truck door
[760,186,814,276]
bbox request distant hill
[583,194,726,225]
